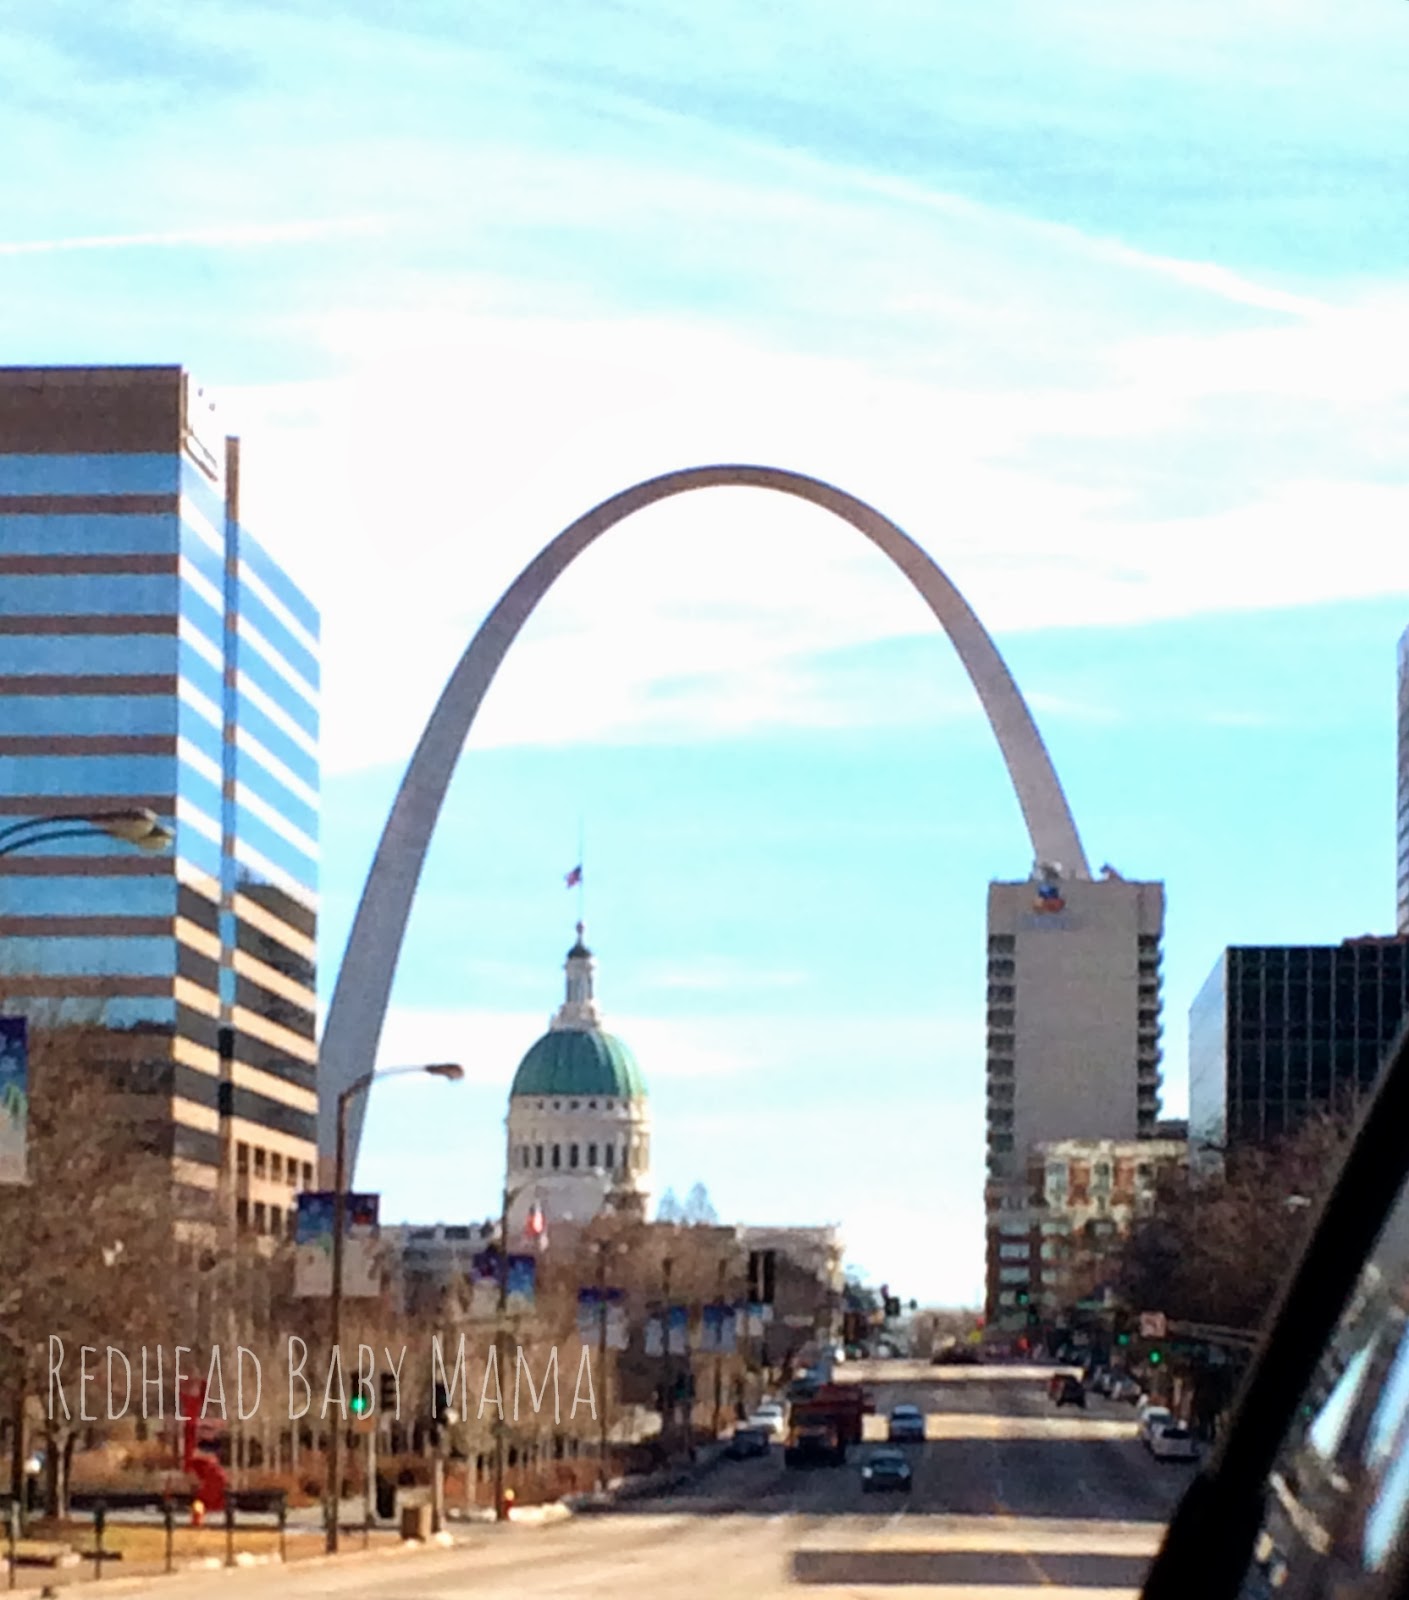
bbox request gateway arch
[319,464,1089,1173]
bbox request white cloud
[0,218,385,256]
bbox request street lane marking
[862,1414,1136,1441]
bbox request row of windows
[0,451,180,497]
[236,1141,315,1188]
[236,1200,298,1239]
[516,1139,641,1172]
[0,510,181,556]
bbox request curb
[28,1531,470,1595]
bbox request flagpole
[577,814,585,925]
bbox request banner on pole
[700,1302,737,1354]
[667,1304,689,1356]
[469,1249,537,1312]
[294,1192,380,1297]
[0,1017,28,1185]
[576,1287,627,1348]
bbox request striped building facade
[0,366,318,1236]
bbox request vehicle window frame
[1141,1017,1409,1600]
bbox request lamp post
[712,1257,728,1440]
[661,1255,674,1460]
[586,1237,628,1491]
[492,1180,540,1521]
[326,1062,463,1554]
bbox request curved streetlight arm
[0,826,129,860]
[0,815,173,861]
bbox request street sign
[1139,1312,1167,1339]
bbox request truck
[783,1384,866,1467]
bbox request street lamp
[492,1179,540,1522]
[0,808,173,860]
[326,1062,463,1553]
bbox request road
[111,1362,1192,1599]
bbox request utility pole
[493,1184,511,1521]
[661,1256,674,1459]
[597,1245,610,1489]
[712,1258,726,1439]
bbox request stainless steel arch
[320,464,1089,1174]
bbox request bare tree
[655,1189,683,1225]
[682,1183,718,1226]
[0,1020,196,1519]
[1115,1111,1354,1332]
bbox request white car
[1137,1405,1173,1444]
[887,1403,926,1443]
[1147,1422,1199,1462]
[749,1405,787,1440]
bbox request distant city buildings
[503,925,652,1237]
[983,865,1165,1325]
[993,1135,1187,1315]
[0,366,319,1232]
[1189,937,1409,1154]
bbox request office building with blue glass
[0,365,318,1234]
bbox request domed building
[504,925,651,1236]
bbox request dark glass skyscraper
[1189,938,1409,1152]
[0,366,317,1235]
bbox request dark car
[860,1448,912,1492]
[1055,1376,1086,1408]
[724,1426,771,1460]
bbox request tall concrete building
[984,867,1164,1324]
[0,366,318,1234]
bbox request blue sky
[3,0,1408,1302]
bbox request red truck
[783,1384,866,1467]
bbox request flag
[525,1202,548,1250]
[565,865,582,888]
[1034,883,1065,913]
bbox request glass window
[252,1202,266,1233]
[269,1153,282,1182]
[0,695,180,739]
[604,1145,614,1168]
[0,509,177,557]
[253,1148,266,1176]
[0,573,181,617]
[236,1142,249,1173]
[1238,1168,1409,1592]
[552,1145,561,1170]
[301,1162,312,1186]
[588,1143,598,1167]
[534,1145,543,1168]
[569,1144,579,1169]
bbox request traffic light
[884,1296,901,1319]
[1015,1289,1030,1307]
[1148,1348,1163,1366]
[349,1391,369,1417]
[1116,1332,1131,1346]
[379,1373,397,1413]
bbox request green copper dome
[510,1028,647,1100]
